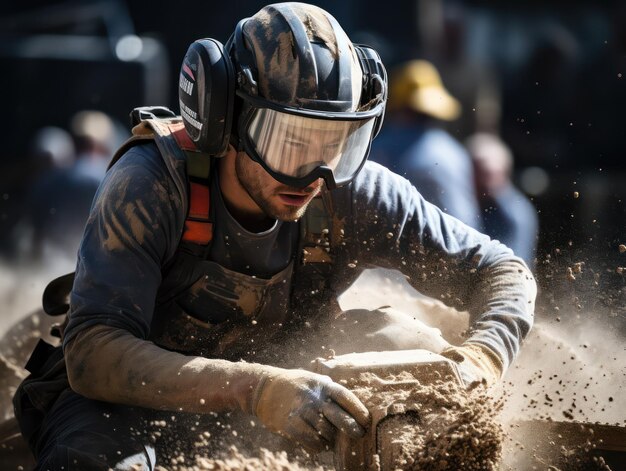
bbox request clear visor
[247,108,376,182]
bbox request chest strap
[167,121,214,246]
[184,181,212,244]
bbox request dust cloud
[342,268,624,470]
[0,253,73,421]
[0,253,75,333]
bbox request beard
[235,152,318,221]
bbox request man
[15,3,536,469]
[369,59,481,228]
[465,132,538,268]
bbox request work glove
[440,343,503,388]
[251,367,370,453]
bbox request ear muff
[179,38,235,156]
[354,44,388,138]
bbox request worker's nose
[304,178,323,193]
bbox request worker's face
[256,120,348,178]
[235,150,323,221]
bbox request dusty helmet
[229,2,387,189]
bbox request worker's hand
[440,343,503,389]
[252,367,370,453]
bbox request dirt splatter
[157,446,329,471]
[502,420,618,471]
[346,372,504,471]
[157,372,503,471]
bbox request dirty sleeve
[333,161,536,371]
[63,143,185,346]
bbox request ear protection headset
[178,19,387,157]
[178,38,235,156]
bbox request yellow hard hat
[388,60,461,121]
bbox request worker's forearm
[64,324,263,414]
[466,259,536,370]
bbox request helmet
[179,2,387,189]
[388,60,460,121]
[235,3,365,110]
[231,3,387,189]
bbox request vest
[45,113,345,364]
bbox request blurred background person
[8,126,77,261]
[20,111,122,263]
[0,127,76,262]
[369,59,481,229]
[465,132,539,268]
[69,110,121,182]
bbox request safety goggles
[238,93,384,189]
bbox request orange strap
[169,122,196,151]
[164,122,213,245]
[183,181,213,245]
[171,122,212,245]
[184,220,213,245]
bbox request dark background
[0,0,624,319]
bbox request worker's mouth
[278,192,310,206]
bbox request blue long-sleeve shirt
[65,143,535,370]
